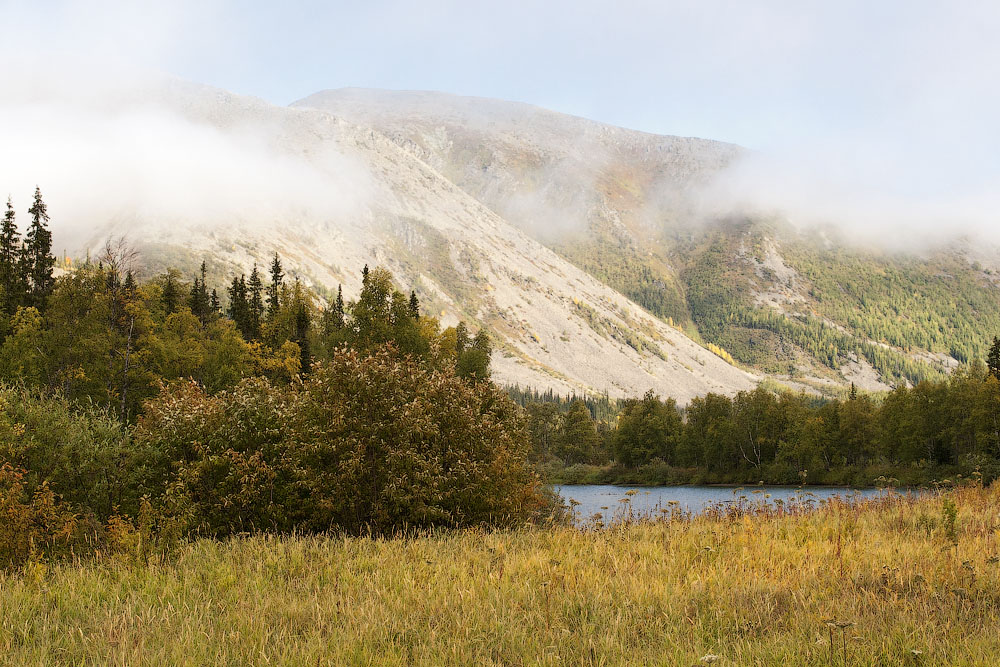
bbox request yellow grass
[2,486,999,665]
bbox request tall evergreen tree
[334,285,344,327]
[455,321,469,356]
[227,275,250,339]
[0,198,22,314]
[188,262,210,323]
[408,290,420,320]
[988,336,1000,382]
[324,283,346,335]
[267,252,283,317]
[162,272,179,314]
[23,187,55,306]
[210,289,220,314]
[189,276,203,316]
[294,304,312,375]
[247,264,264,340]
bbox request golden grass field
[1,485,998,666]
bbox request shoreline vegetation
[541,462,971,489]
[2,484,996,664]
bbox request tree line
[1,188,56,315]
[531,357,1000,486]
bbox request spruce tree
[0,198,22,314]
[988,336,1000,382]
[455,321,469,356]
[198,261,209,313]
[247,264,264,340]
[24,187,55,305]
[294,304,312,375]
[162,272,179,313]
[228,275,250,339]
[324,284,346,338]
[188,262,210,322]
[267,252,283,317]
[189,277,202,316]
[335,285,344,325]
[210,289,220,314]
[409,290,420,320]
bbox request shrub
[0,386,138,520]
[136,348,545,536]
[0,464,83,569]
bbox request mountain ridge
[63,78,758,402]
[48,79,1000,398]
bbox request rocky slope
[75,80,757,402]
[64,83,1000,396]
[293,89,1000,389]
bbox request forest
[523,366,1000,487]
[2,190,1000,570]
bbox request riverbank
[540,460,974,487]
[2,484,997,664]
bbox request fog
[4,0,1000,250]
[0,64,373,253]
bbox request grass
[2,485,999,665]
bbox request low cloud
[698,145,1000,249]
[0,66,374,254]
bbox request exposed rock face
[293,88,741,245]
[77,80,756,402]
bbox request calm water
[555,484,889,525]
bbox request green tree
[988,336,1000,382]
[525,402,561,462]
[732,387,783,470]
[613,390,682,467]
[554,400,600,464]
[227,275,249,338]
[0,307,46,385]
[267,252,283,317]
[188,261,210,323]
[137,349,543,536]
[247,265,264,340]
[0,198,23,315]
[409,290,420,319]
[23,187,55,307]
[294,304,311,374]
[457,329,491,381]
[161,270,181,314]
[679,393,737,471]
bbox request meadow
[1,484,997,665]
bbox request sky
[3,0,1000,240]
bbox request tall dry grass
[1,485,998,665]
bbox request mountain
[72,79,757,403]
[63,81,1000,399]
[293,89,738,332]
[295,89,1000,391]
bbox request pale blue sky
[5,0,1000,235]
[5,0,996,149]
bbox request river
[555,484,892,525]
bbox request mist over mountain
[5,74,1000,399]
